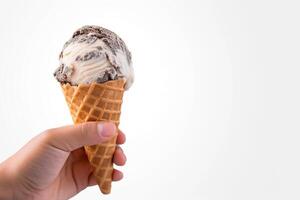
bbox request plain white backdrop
[0,0,300,199]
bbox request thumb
[43,122,117,152]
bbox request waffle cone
[61,79,125,194]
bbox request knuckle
[39,128,61,147]
[79,123,87,139]
[41,128,57,141]
[43,128,55,136]
[40,127,70,152]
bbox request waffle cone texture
[61,79,125,194]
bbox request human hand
[0,122,127,200]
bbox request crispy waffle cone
[61,79,125,194]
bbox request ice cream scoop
[54,25,134,90]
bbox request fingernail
[97,122,116,137]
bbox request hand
[0,122,127,200]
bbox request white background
[0,0,299,199]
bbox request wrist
[0,162,14,200]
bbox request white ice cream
[54,26,134,90]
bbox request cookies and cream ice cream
[54,25,134,90]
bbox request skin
[0,122,127,200]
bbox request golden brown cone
[61,79,125,194]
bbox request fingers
[87,145,126,187]
[112,169,123,181]
[113,146,126,166]
[70,145,126,186]
[82,137,127,187]
[116,130,126,145]
[43,122,117,152]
